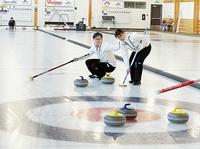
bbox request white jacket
[82,42,117,67]
[118,33,150,68]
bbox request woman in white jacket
[115,29,151,85]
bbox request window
[124,1,146,9]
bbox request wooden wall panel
[180,0,194,2]
[88,0,92,30]
[193,0,199,33]
[174,0,180,32]
[198,20,200,32]
[179,19,194,33]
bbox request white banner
[45,7,75,23]
[45,0,74,8]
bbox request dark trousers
[9,26,14,30]
[9,21,15,30]
[85,59,115,78]
[129,44,151,83]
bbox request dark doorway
[151,4,162,31]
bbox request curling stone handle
[109,111,121,117]
[172,107,184,112]
[106,74,111,77]
[105,74,111,78]
[124,103,131,110]
[113,111,118,116]
[80,76,84,80]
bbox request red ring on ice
[71,108,161,123]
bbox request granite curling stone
[74,76,89,87]
[168,107,189,124]
[104,111,126,127]
[118,103,137,119]
[102,74,115,84]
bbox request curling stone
[118,103,137,119]
[168,107,189,124]
[104,111,126,127]
[102,74,115,84]
[74,76,88,87]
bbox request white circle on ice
[26,101,200,133]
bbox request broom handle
[122,72,129,84]
[122,51,138,85]
[157,79,200,94]
[32,54,89,79]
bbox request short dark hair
[115,29,124,38]
[93,32,103,39]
